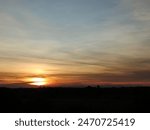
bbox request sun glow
[29,77,47,86]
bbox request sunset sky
[0,0,150,87]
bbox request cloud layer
[0,0,150,85]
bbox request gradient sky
[0,0,150,86]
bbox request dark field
[0,87,150,112]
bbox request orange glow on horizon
[28,77,48,86]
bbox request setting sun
[29,77,47,86]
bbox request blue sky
[0,0,150,85]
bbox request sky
[0,0,150,87]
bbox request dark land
[0,86,150,112]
